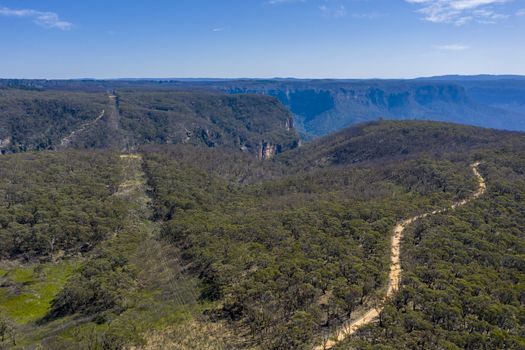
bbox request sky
[0,0,524,79]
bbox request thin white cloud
[350,12,389,19]
[434,44,471,50]
[266,0,305,4]
[517,8,525,16]
[405,0,511,25]
[212,27,225,32]
[267,0,381,20]
[319,4,347,18]
[0,6,72,30]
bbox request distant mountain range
[2,75,525,139]
[178,76,525,138]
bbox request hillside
[279,120,525,169]
[333,133,525,349]
[0,88,299,158]
[0,89,108,153]
[2,120,524,349]
[116,91,299,158]
[133,121,525,349]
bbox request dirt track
[59,109,105,147]
[315,162,487,350]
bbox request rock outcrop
[257,141,278,160]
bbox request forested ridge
[0,112,524,349]
[0,89,107,153]
[117,91,299,156]
[0,88,299,158]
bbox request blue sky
[1,0,524,79]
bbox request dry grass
[129,320,253,350]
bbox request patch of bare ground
[128,320,252,350]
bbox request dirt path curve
[315,162,487,350]
[59,109,105,147]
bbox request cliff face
[118,91,301,157]
[257,141,278,160]
[284,116,294,131]
[208,80,525,139]
[0,136,11,154]
[229,83,477,137]
[299,84,474,136]
[254,116,297,160]
[255,115,299,160]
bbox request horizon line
[2,74,525,81]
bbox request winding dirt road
[315,162,487,350]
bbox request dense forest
[0,87,524,350]
[0,88,299,158]
[117,91,299,157]
[140,144,477,349]
[335,153,525,349]
[0,89,107,153]
[0,151,124,259]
